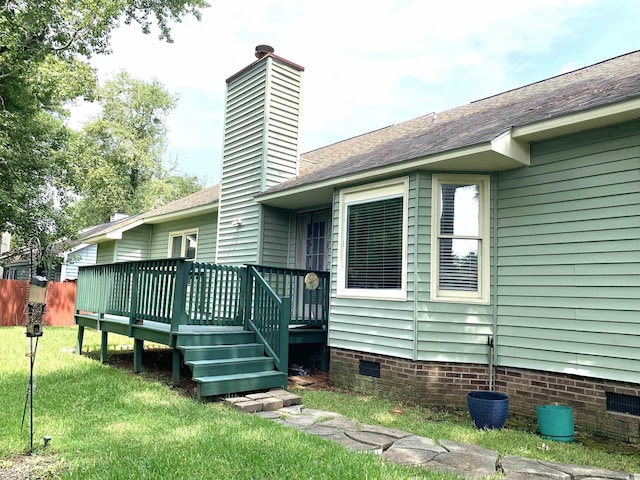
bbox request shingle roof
[81,184,220,241]
[267,50,640,195]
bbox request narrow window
[431,175,489,303]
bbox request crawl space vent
[359,360,380,378]
[606,392,640,416]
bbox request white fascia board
[491,129,530,166]
[512,97,640,141]
[84,219,145,243]
[144,203,218,224]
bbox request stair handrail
[244,265,290,372]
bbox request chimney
[216,46,304,265]
[110,210,129,222]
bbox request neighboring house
[79,47,640,442]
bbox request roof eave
[512,96,640,141]
[144,203,218,225]
[257,138,529,209]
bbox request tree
[0,0,207,248]
[69,72,203,227]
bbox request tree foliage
[69,72,202,227]
[0,0,207,250]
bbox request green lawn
[0,327,458,479]
[1,327,638,479]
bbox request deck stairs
[176,330,288,399]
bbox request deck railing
[244,266,290,372]
[249,265,329,327]
[76,259,245,332]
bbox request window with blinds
[337,178,408,300]
[431,175,490,304]
[346,197,403,289]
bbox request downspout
[490,173,498,390]
[413,174,420,361]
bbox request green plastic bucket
[536,405,574,442]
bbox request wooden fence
[0,279,76,327]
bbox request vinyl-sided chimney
[216,46,304,265]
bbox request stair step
[179,343,264,361]
[195,371,288,398]
[176,331,255,347]
[186,356,274,377]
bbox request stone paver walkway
[226,391,638,480]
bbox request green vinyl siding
[328,171,496,363]
[217,56,302,265]
[115,225,151,262]
[96,241,116,264]
[261,206,291,268]
[148,213,217,263]
[496,120,640,384]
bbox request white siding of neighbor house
[148,213,217,263]
[496,120,640,384]
[62,244,97,280]
[216,56,303,266]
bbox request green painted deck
[74,260,328,399]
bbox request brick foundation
[329,348,640,443]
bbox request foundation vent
[359,360,380,378]
[606,392,640,416]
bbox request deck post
[133,339,143,373]
[76,325,85,355]
[171,260,190,334]
[279,297,291,375]
[100,331,108,363]
[172,349,181,386]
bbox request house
[77,47,640,442]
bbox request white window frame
[337,177,409,301]
[430,174,490,304]
[168,229,199,260]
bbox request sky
[69,0,640,186]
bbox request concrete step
[186,356,274,377]
[195,371,288,398]
[180,343,264,362]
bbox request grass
[0,327,461,479]
[1,327,638,478]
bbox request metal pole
[29,336,34,453]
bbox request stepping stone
[439,439,498,457]
[344,430,397,450]
[327,432,380,452]
[246,392,272,400]
[383,447,440,466]
[361,424,411,439]
[224,396,250,406]
[301,425,342,437]
[234,400,263,413]
[502,456,571,480]
[392,435,446,453]
[284,415,317,427]
[317,417,359,431]
[540,461,631,480]
[301,408,340,419]
[269,390,301,406]
[260,398,284,411]
[255,411,283,419]
[426,450,499,479]
[279,405,304,415]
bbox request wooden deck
[74,261,329,398]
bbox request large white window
[338,178,408,300]
[168,229,198,260]
[431,174,490,303]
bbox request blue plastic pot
[467,390,509,429]
[536,405,574,442]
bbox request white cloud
[68,0,639,184]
